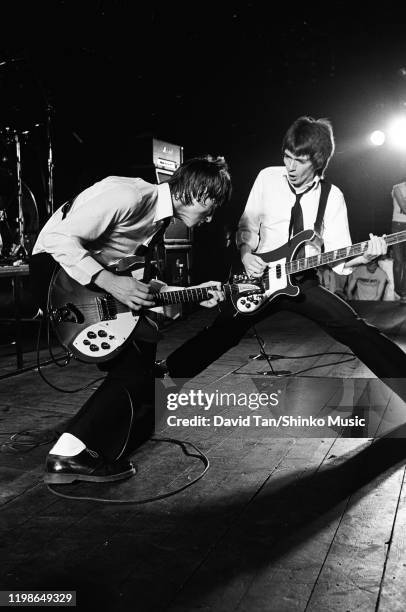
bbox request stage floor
[1,301,406,611]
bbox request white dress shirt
[33,177,173,285]
[236,166,353,275]
[392,182,406,223]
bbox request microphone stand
[46,103,54,216]
[250,326,291,377]
[13,130,28,260]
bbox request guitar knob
[83,339,90,345]
[246,303,251,309]
[98,330,107,337]
[89,344,99,351]
[87,331,96,339]
[101,342,111,350]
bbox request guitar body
[234,229,317,315]
[49,268,158,363]
[40,258,265,363]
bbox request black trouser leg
[167,284,406,404]
[392,221,406,300]
[283,285,406,401]
[67,341,157,461]
[166,302,278,379]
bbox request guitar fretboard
[288,230,406,274]
[110,285,220,316]
[153,286,218,304]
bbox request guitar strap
[314,179,332,239]
[289,178,332,287]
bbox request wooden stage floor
[1,301,406,611]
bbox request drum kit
[0,56,55,263]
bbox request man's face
[283,149,316,189]
[173,195,216,228]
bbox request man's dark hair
[282,116,335,176]
[168,155,231,208]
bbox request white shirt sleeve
[322,186,353,275]
[37,184,138,285]
[236,171,264,252]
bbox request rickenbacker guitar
[47,267,263,363]
[233,228,406,315]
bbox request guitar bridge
[97,295,117,321]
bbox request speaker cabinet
[162,244,192,286]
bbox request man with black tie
[158,117,406,409]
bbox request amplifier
[153,139,183,172]
[163,244,192,286]
[154,164,192,244]
[130,137,191,243]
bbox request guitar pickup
[97,295,117,321]
[52,303,84,324]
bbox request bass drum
[0,167,39,255]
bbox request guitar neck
[113,285,221,315]
[153,285,220,305]
[288,230,406,274]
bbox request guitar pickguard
[72,312,139,360]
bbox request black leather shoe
[44,448,136,484]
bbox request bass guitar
[233,228,406,314]
[47,267,263,363]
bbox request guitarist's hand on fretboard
[93,269,156,311]
[192,281,225,308]
[345,233,388,269]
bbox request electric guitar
[47,267,263,363]
[233,228,406,315]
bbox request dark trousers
[66,340,157,461]
[392,221,406,300]
[166,284,406,401]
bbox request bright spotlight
[388,116,406,150]
[370,130,385,146]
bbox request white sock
[49,433,86,457]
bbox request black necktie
[287,181,315,260]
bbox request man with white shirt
[32,155,231,484]
[159,117,406,401]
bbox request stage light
[388,116,406,150]
[370,130,385,146]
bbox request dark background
[1,0,406,280]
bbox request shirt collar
[153,182,173,223]
[283,171,320,194]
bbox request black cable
[45,437,210,504]
[232,354,356,378]
[252,329,354,360]
[31,269,106,393]
[0,429,59,452]
[35,314,105,393]
[232,326,356,378]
